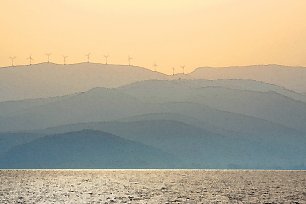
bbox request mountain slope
[1,64,306,102]
[33,119,306,169]
[0,132,41,156]
[1,79,306,133]
[0,63,167,102]
[189,65,306,93]
[0,130,177,169]
[119,80,306,132]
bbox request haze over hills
[0,130,177,169]
[1,117,305,169]
[1,0,305,172]
[119,80,306,132]
[30,119,306,169]
[0,63,167,102]
[188,65,306,93]
[0,64,306,169]
[1,79,306,133]
[1,63,306,102]
[0,132,41,155]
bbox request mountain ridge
[1,79,306,133]
[1,63,306,102]
[2,120,305,169]
[189,64,306,93]
[0,129,178,169]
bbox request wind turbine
[181,65,185,74]
[86,53,91,63]
[63,56,68,65]
[172,67,175,76]
[104,55,109,65]
[27,56,33,66]
[153,63,158,72]
[9,56,16,67]
[46,53,51,63]
[128,56,133,66]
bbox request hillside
[1,64,306,102]
[188,65,306,93]
[0,63,167,102]
[2,118,305,169]
[0,130,177,169]
[1,79,305,133]
[0,78,305,169]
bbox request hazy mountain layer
[0,63,167,102]
[0,130,177,169]
[1,79,305,133]
[119,80,306,132]
[32,119,306,169]
[1,63,306,102]
[0,78,305,169]
[0,132,41,155]
[188,65,306,93]
[1,119,305,169]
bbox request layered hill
[34,119,306,169]
[0,77,305,169]
[1,117,305,169]
[0,63,166,102]
[1,79,306,133]
[0,130,176,169]
[1,63,306,102]
[188,65,306,93]
[119,80,306,132]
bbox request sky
[0,0,306,74]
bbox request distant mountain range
[0,118,305,169]
[0,79,305,169]
[33,119,306,169]
[0,130,177,169]
[0,63,306,102]
[0,63,167,102]
[1,79,306,133]
[188,65,306,94]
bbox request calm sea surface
[0,170,305,203]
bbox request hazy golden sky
[1,0,306,74]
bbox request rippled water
[0,170,305,203]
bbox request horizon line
[1,62,306,75]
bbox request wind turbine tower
[104,55,109,65]
[9,56,16,67]
[86,53,91,63]
[172,67,175,76]
[63,56,68,65]
[128,56,133,66]
[27,56,33,66]
[181,65,185,74]
[46,53,51,63]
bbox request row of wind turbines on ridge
[8,53,186,75]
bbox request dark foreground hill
[1,119,305,169]
[0,130,177,169]
[35,119,306,169]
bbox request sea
[0,170,305,203]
